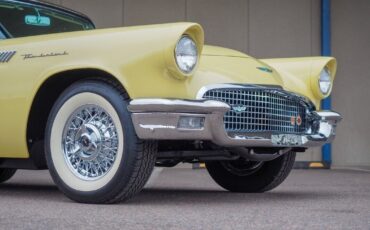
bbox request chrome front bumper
[128,99,342,148]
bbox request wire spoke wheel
[62,105,119,181]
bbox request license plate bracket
[271,134,302,146]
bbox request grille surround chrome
[201,85,311,135]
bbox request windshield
[0,1,94,38]
[0,29,5,39]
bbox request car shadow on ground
[0,183,336,205]
[129,187,335,205]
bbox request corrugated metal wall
[45,0,330,164]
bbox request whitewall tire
[45,80,156,204]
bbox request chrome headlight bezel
[174,35,198,74]
[318,66,332,95]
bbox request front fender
[0,22,203,158]
[261,57,337,108]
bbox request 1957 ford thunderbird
[0,0,342,203]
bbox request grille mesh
[202,88,308,134]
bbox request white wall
[331,0,370,167]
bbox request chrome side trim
[128,99,230,113]
[0,51,16,63]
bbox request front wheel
[45,80,156,204]
[0,169,17,183]
[206,151,296,193]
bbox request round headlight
[319,67,332,95]
[175,35,198,74]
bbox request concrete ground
[0,168,369,230]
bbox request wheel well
[27,69,126,168]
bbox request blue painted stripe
[321,0,332,166]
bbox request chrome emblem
[0,51,16,63]
[232,105,247,113]
[296,115,302,126]
[290,115,302,126]
[257,66,273,73]
[290,116,296,126]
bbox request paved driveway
[0,168,369,229]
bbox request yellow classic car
[0,0,341,203]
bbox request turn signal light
[177,116,205,130]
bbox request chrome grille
[202,88,308,134]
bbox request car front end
[126,31,341,160]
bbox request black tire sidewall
[206,152,296,193]
[45,80,140,203]
[0,169,17,183]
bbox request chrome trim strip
[315,111,342,122]
[0,51,16,63]
[196,84,282,99]
[196,83,316,110]
[128,99,230,113]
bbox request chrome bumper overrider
[128,99,342,148]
